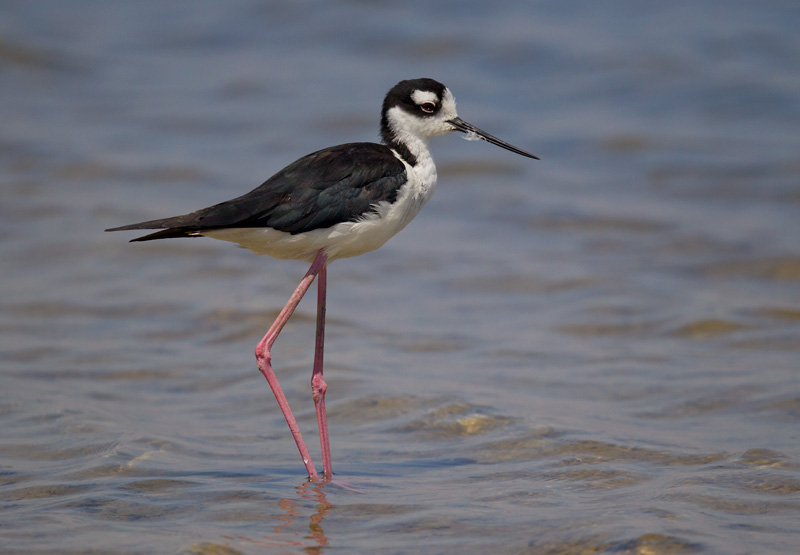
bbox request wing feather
[106,143,407,241]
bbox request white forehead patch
[411,89,439,106]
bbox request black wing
[106,142,407,241]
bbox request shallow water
[2,1,799,553]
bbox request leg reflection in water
[204,481,333,553]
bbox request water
[2,1,799,553]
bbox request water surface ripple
[1,1,799,553]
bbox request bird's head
[380,78,538,159]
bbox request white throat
[384,106,435,163]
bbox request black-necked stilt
[107,78,538,481]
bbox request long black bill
[447,117,539,160]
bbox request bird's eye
[420,102,436,114]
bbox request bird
[106,78,538,481]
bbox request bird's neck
[387,135,437,209]
[380,112,434,168]
[382,133,432,169]
[383,136,420,167]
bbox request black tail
[105,216,201,242]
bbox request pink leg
[311,263,332,479]
[255,250,327,481]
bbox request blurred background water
[1,1,799,553]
